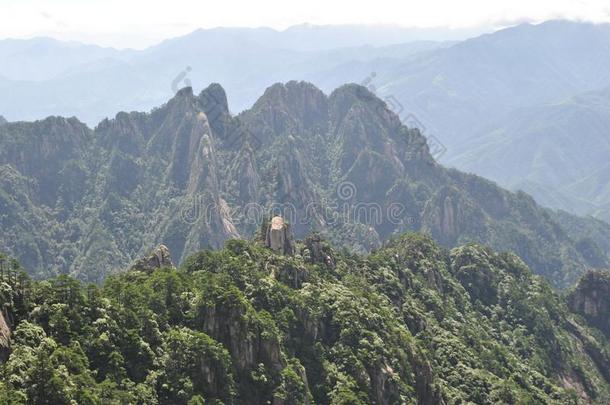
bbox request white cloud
[1,0,609,48]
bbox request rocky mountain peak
[245,81,329,142]
[329,83,382,116]
[329,83,405,133]
[0,116,92,207]
[264,216,295,255]
[1,81,609,289]
[198,83,231,138]
[173,86,195,99]
[259,80,327,104]
[199,83,229,113]
[158,86,200,119]
[130,244,175,273]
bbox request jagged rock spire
[130,244,175,273]
[264,216,294,255]
[0,310,10,363]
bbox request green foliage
[0,237,609,404]
[157,327,235,403]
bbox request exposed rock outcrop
[421,188,466,246]
[245,81,329,146]
[197,294,285,378]
[0,116,92,209]
[567,270,610,337]
[265,217,294,255]
[131,244,175,273]
[409,352,446,405]
[0,309,10,363]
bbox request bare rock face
[265,217,294,255]
[568,270,610,337]
[0,310,10,363]
[131,244,175,273]
[197,295,284,378]
[441,196,456,238]
[421,187,472,247]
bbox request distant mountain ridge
[0,31,453,125]
[149,24,473,52]
[0,37,133,82]
[0,22,477,121]
[448,86,610,224]
[371,20,610,152]
[0,81,608,288]
[2,21,610,232]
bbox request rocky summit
[130,245,176,273]
[0,81,609,288]
[264,216,295,256]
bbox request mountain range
[0,26,457,126]
[1,20,610,228]
[368,20,610,224]
[2,17,610,405]
[0,81,608,289]
[448,86,610,223]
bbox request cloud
[1,0,610,48]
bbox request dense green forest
[1,232,608,404]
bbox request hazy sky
[2,0,610,48]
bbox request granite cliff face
[0,310,9,363]
[264,216,295,256]
[568,270,610,337]
[0,81,609,287]
[130,245,175,273]
[0,86,241,282]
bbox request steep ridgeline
[0,82,609,287]
[0,236,609,404]
[568,270,610,339]
[0,88,239,283]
